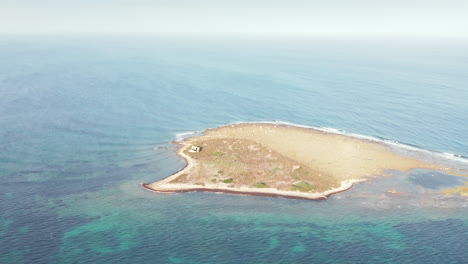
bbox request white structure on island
[189,145,201,152]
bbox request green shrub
[290,182,316,192]
[253,182,268,188]
[211,178,217,182]
[272,167,280,174]
[222,178,234,183]
[213,151,223,157]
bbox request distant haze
[1,0,467,38]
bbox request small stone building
[189,145,201,152]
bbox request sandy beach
[143,123,441,200]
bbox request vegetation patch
[253,182,268,188]
[290,182,317,192]
[213,151,223,157]
[179,137,338,192]
[169,174,188,183]
[222,178,234,183]
[271,168,281,174]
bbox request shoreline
[143,123,445,200]
[148,141,194,186]
[142,133,367,200]
[141,179,365,200]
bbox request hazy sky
[1,0,468,38]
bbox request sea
[1,35,467,264]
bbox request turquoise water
[1,35,467,263]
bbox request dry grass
[172,138,339,192]
[161,123,437,193]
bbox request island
[143,123,442,200]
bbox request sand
[143,123,441,200]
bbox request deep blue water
[1,35,467,263]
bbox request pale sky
[1,0,468,38]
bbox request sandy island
[143,123,442,200]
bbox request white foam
[175,130,202,142]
